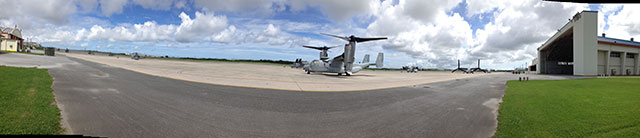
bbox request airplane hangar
[533,10,640,76]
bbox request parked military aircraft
[304,52,383,75]
[512,67,526,74]
[303,45,340,61]
[402,65,420,73]
[131,52,140,60]
[290,58,308,68]
[452,59,490,73]
[464,67,475,74]
[292,45,340,68]
[451,60,468,73]
[469,59,489,73]
[303,34,387,76]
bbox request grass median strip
[0,66,63,134]
[495,78,640,137]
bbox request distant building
[0,25,24,52]
[534,11,640,76]
[24,42,41,49]
[529,58,537,72]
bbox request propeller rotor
[320,33,387,43]
[303,45,340,51]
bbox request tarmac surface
[0,51,570,138]
[62,52,492,91]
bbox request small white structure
[534,11,640,76]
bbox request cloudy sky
[1,0,639,69]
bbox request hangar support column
[622,52,627,75]
[572,11,598,76]
[636,53,640,75]
[606,50,610,75]
[538,51,544,73]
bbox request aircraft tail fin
[363,54,370,63]
[375,52,384,68]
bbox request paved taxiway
[63,52,491,91]
[0,52,565,138]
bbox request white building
[0,26,23,52]
[534,11,640,76]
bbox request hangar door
[597,51,607,75]
[539,29,573,75]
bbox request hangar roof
[598,36,640,48]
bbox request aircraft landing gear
[307,71,310,74]
[338,73,342,76]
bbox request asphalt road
[1,53,516,138]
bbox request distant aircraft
[303,45,340,61]
[131,52,140,60]
[402,65,420,73]
[452,59,490,73]
[290,58,308,68]
[464,67,474,74]
[292,45,340,68]
[451,60,468,73]
[512,67,526,74]
[469,59,489,73]
[303,33,387,76]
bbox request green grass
[0,66,63,134]
[495,78,640,138]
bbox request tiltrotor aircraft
[452,59,490,73]
[451,60,468,73]
[303,45,340,61]
[292,45,339,68]
[290,58,308,68]
[303,34,387,76]
[469,59,489,73]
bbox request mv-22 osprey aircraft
[451,59,490,73]
[303,33,387,76]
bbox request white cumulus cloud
[468,0,586,66]
[367,0,473,68]
[99,0,128,17]
[600,4,640,40]
[289,0,379,22]
[175,12,228,42]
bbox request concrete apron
[63,53,495,92]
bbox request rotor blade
[303,45,324,50]
[326,45,341,49]
[320,33,350,41]
[353,37,387,43]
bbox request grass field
[495,78,640,137]
[0,66,63,134]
